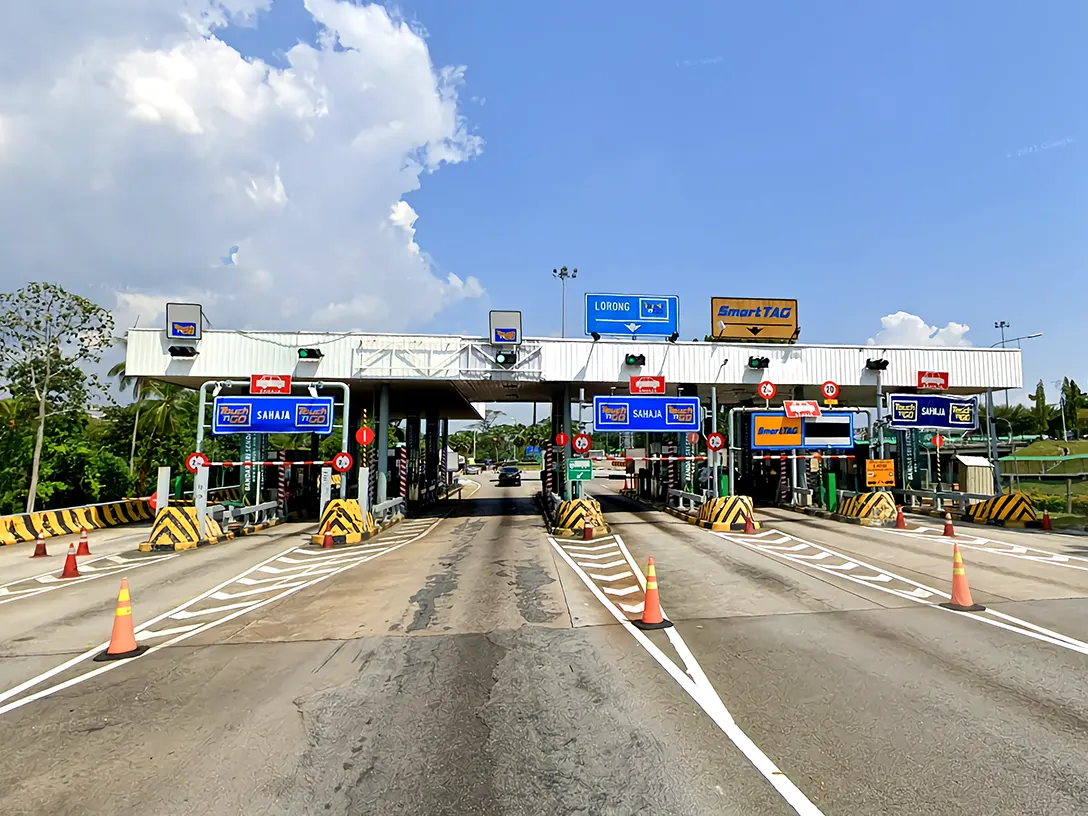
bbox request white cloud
[867,312,972,347]
[0,0,484,333]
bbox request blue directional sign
[593,395,700,433]
[212,395,335,435]
[887,394,978,431]
[585,293,680,337]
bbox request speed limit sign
[757,381,777,401]
[821,381,841,400]
[572,433,592,455]
[706,432,725,452]
[185,451,209,474]
[330,451,354,473]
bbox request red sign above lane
[783,400,823,418]
[355,426,375,446]
[250,374,292,394]
[629,375,666,395]
[917,371,949,390]
[757,381,777,400]
[706,432,725,452]
[572,433,593,455]
[555,432,570,447]
[821,381,841,400]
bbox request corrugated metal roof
[956,455,994,468]
[127,329,1022,393]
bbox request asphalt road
[2,477,1088,815]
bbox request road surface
[1,477,1087,815]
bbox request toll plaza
[125,299,1023,529]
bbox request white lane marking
[136,624,202,640]
[575,558,627,570]
[0,554,179,606]
[548,536,825,816]
[562,542,619,553]
[588,570,634,582]
[0,515,449,717]
[566,549,624,561]
[602,585,641,597]
[889,526,1088,571]
[718,529,1088,657]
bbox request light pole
[553,266,578,337]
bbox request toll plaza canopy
[124,328,1023,407]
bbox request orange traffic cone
[93,578,149,662]
[743,514,756,535]
[1042,510,1052,531]
[583,516,593,540]
[322,531,334,549]
[942,511,955,537]
[632,557,673,630]
[30,533,48,558]
[60,543,80,579]
[895,507,907,529]
[939,543,985,612]
[76,527,91,556]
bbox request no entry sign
[355,426,375,446]
[555,432,570,446]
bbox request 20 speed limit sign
[757,381,777,400]
[821,381,840,400]
[572,433,593,455]
[331,451,354,473]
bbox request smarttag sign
[751,412,855,450]
[711,297,798,342]
[887,394,978,431]
[212,396,335,435]
[592,395,701,433]
[585,293,679,337]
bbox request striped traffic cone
[942,511,956,537]
[30,533,48,558]
[632,557,673,630]
[743,514,756,535]
[322,531,334,549]
[939,543,985,613]
[1042,510,1052,531]
[93,578,149,661]
[60,544,80,579]
[76,527,91,556]
[895,507,907,529]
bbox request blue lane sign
[593,395,700,432]
[887,394,978,431]
[585,293,680,337]
[212,395,335,435]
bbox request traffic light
[865,358,889,371]
[625,353,646,366]
[298,348,324,360]
[496,350,517,366]
[168,345,198,358]
[747,356,769,370]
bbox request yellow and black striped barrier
[1,499,154,546]
[551,498,609,539]
[696,496,760,532]
[139,507,231,552]
[310,499,376,546]
[964,491,1037,527]
[836,492,897,526]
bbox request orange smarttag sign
[752,414,802,448]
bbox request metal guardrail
[667,488,707,513]
[373,497,404,523]
[210,500,278,528]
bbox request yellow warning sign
[865,459,895,488]
[711,297,799,342]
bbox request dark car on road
[496,465,522,487]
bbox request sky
[0,0,1083,408]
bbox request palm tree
[138,381,198,439]
[108,337,143,474]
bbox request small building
[955,455,994,497]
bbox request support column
[425,407,440,493]
[377,385,390,503]
[441,419,449,486]
[406,415,421,504]
[562,385,572,499]
[986,389,1001,493]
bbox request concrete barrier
[964,491,1038,527]
[551,498,609,539]
[696,496,760,532]
[310,499,376,546]
[138,507,231,552]
[1,499,154,546]
[836,492,897,526]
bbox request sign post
[155,466,171,517]
[194,465,209,540]
[757,381,776,408]
[585,294,680,338]
[319,467,332,519]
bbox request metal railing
[373,497,404,524]
[667,488,707,513]
[210,500,278,529]
[837,487,993,514]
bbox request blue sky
[219,0,1085,402]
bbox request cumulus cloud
[0,0,484,334]
[867,312,972,347]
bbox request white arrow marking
[588,570,634,582]
[170,600,261,619]
[624,323,641,333]
[562,542,618,553]
[577,558,627,570]
[568,550,623,561]
[856,573,894,583]
[211,580,309,600]
[136,624,203,640]
[618,600,645,614]
[603,585,642,597]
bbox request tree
[108,336,143,473]
[0,283,113,512]
[1030,381,1048,436]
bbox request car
[496,465,522,487]
[465,465,479,475]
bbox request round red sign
[555,432,570,446]
[572,433,593,455]
[331,451,354,473]
[932,434,945,448]
[355,426,375,446]
[706,432,725,452]
[757,381,777,400]
[687,432,700,446]
[821,381,841,400]
[185,451,209,474]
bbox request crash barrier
[891,487,995,515]
[666,489,705,515]
[310,499,376,546]
[139,507,230,552]
[697,495,759,531]
[1,499,154,546]
[212,500,279,533]
[836,491,898,526]
[963,491,1038,527]
[372,497,405,526]
[551,497,609,539]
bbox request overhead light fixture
[624,353,646,366]
[591,332,601,341]
[168,345,198,358]
[298,348,324,360]
[668,331,679,343]
[747,356,769,370]
[865,358,889,371]
[496,350,517,367]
